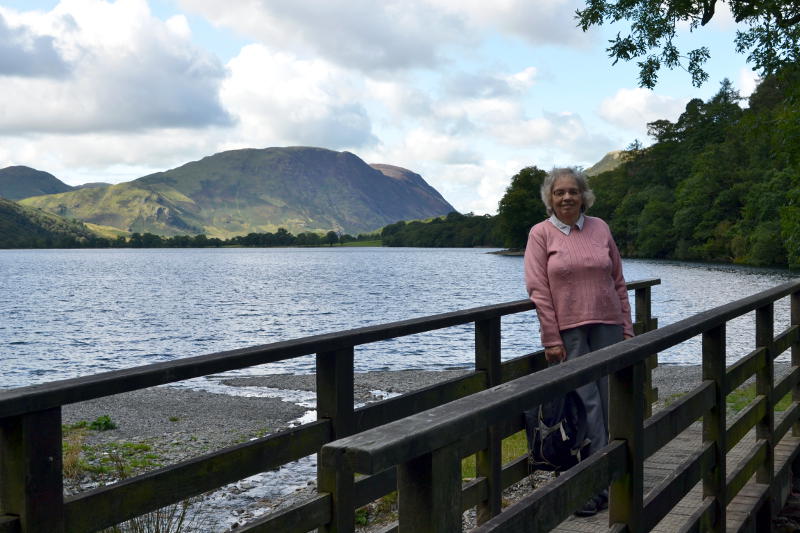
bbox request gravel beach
[61,363,791,531]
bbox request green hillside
[0,197,96,248]
[20,147,455,238]
[0,166,73,200]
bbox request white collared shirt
[548,213,585,235]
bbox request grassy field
[341,240,382,247]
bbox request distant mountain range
[12,147,456,237]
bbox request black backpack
[524,390,591,472]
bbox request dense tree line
[381,212,501,247]
[588,68,800,267]
[1,228,380,249]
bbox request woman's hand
[545,344,566,363]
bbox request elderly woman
[523,167,633,516]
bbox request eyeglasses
[552,188,580,197]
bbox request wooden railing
[0,279,659,533]
[322,280,800,532]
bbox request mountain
[0,166,74,200]
[585,150,630,177]
[20,147,456,237]
[0,197,95,247]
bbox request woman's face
[551,176,583,224]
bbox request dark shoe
[574,493,608,517]
[574,497,599,517]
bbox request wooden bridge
[1,277,799,532]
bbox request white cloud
[397,128,481,165]
[738,67,759,99]
[0,128,223,185]
[219,44,377,150]
[598,88,685,134]
[431,0,592,47]
[177,0,473,72]
[0,0,230,134]
[422,159,528,215]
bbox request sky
[0,0,760,215]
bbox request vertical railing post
[475,317,502,524]
[702,325,727,533]
[755,304,775,525]
[0,408,65,532]
[397,442,462,533]
[609,360,645,531]
[792,290,800,439]
[317,347,356,533]
[791,289,800,496]
[636,285,658,418]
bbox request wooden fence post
[317,347,355,533]
[755,304,775,525]
[792,290,800,439]
[475,317,502,524]
[397,442,462,533]
[792,290,800,496]
[636,286,658,418]
[702,324,727,533]
[0,408,65,532]
[609,359,645,531]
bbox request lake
[1,247,797,391]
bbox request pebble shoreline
[62,363,789,531]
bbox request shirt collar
[548,213,585,235]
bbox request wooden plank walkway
[550,424,800,532]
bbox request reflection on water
[0,248,797,389]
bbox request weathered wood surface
[548,425,799,532]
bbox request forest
[493,66,800,268]
[587,66,800,267]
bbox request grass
[727,383,792,413]
[661,382,792,416]
[341,239,381,247]
[461,430,528,479]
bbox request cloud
[0,127,223,185]
[0,13,69,77]
[219,44,377,150]
[598,88,685,134]
[444,67,538,99]
[0,0,231,134]
[431,0,592,47]
[178,0,472,72]
[738,67,759,99]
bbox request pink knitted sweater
[523,215,633,347]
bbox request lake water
[1,247,797,391]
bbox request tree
[325,231,339,246]
[576,0,800,88]
[496,166,548,249]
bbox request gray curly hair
[539,167,595,216]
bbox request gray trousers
[560,323,624,456]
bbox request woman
[523,167,633,516]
